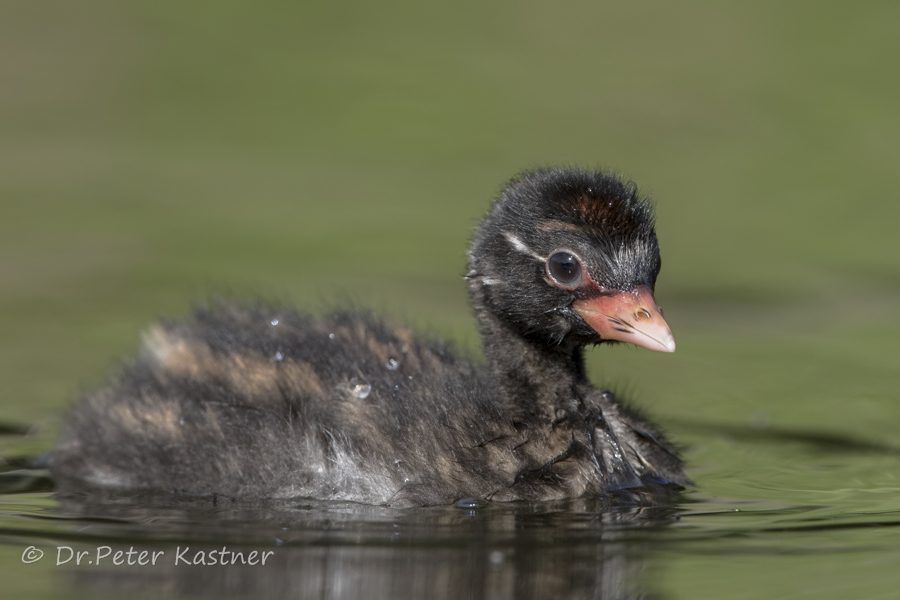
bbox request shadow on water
[668,419,900,456]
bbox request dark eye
[547,251,582,288]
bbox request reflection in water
[52,490,682,599]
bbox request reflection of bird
[51,167,688,506]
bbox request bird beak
[573,285,676,352]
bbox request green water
[2,1,899,598]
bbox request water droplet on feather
[351,383,371,399]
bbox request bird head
[468,167,675,353]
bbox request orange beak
[573,285,675,352]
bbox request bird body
[51,167,688,506]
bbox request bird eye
[546,251,582,288]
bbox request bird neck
[470,287,588,422]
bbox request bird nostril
[634,308,652,321]
[658,306,664,317]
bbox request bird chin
[573,286,676,353]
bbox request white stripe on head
[502,231,544,262]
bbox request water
[2,427,899,599]
[0,484,676,599]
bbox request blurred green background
[3,0,897,419]
[1,1,899,597]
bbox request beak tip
[644,332,675,353]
